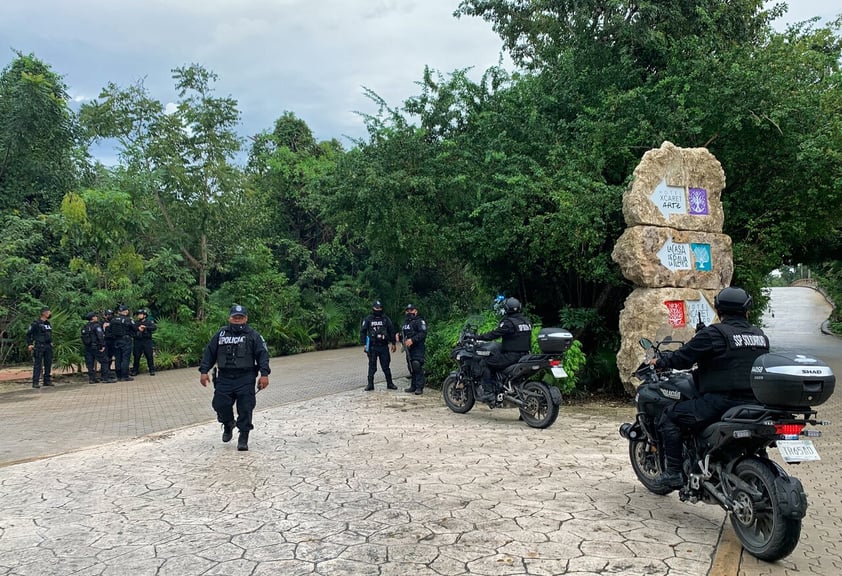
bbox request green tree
[80,64,249,319]
[0,52,82,213]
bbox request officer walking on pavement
[396,303,427,395]
[26,307,54,389]
[199,305,270,451]
[109,305,135,381]
[81,312,117,384]
[360,300,397,391]
[131,309,157,376]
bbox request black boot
[386,381,397,390]
[653,458,684,490]
[364,384,374,391]
[221,421,234,443]
[237,430,250,451]
[404,386,416,393]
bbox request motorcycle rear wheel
[518,382,559,429]
[442,373,475,414]
[629,438,673,495]
[730,458,802,561]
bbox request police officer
[101,309,116,373]
[474,297,532,401]
[199,305,270,451]
[360,300,397,391]
[81,312,117,384]
[131,309,157,376]
[650,286,769,490]
[109,305,135,381]
[396,304,426,395]
[26,307,54,389]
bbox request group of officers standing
[26,305,158,389]
[81,306,158,383]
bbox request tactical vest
[81,322,96,347]
[109,316,132,338]
[698,323,769,395]
[367,317,388,343]
[30,320,52,345]
[217,327,256,371]
[501,314,532,353]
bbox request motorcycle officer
[474,297,532,401]
[649,286,769,490]
[397,304,426,395]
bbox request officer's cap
[405,303,416,311]
[229,304,248,317]
[85,311,97,321]
[117,305,129,312]
[372,300,383,310]
[105,309,113,316]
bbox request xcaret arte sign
[650,179,710,218]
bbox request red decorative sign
[664,300,686,328]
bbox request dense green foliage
[1,2,840,393]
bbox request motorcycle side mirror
[639,338,653,350]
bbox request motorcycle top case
[750,352,835,407]
[537,328,573,354]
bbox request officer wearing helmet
[474,297,533,401]
[649,286,769,490]
[360,300,397,391]
[397,304,427,395]
[131,308,157,376]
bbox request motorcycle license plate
[776,440,821,463]
[551,366,568,378]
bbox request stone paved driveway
[0,389,725,575]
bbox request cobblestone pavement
[0,389,727,576]
[0,346,730,575]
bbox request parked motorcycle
[441,317,573,429]
[620,336,836,561]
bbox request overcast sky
[1,0,839,152]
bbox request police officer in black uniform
[26,307,54,389]
[650,286,769,490]
[199,305,271,451]
[101,309,116,372]
[397,304,427,395]
[82,312,117,384]
[360,300,397,391]
[474,297,533,401]
[109,305,136,381]
[131,309,157,376]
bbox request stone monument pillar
[612,141,732,393]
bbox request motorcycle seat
[720,404,768,422]
[517,353,549,364]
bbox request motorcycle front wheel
[730,457,802,561]
[518,382,559,429]
[442,373,475,414]
[629,438,673,495]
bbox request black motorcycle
[441,318,573,429]
[619,336,835,561]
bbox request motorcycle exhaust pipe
[619,423,639,440]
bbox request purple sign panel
[688,187,709,215]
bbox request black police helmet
[372,300,383,311]
[136,309,148,316]
[504,297,522,314]
[714,287,752,315]
[117,305,129,312]
[85,311,97,321]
